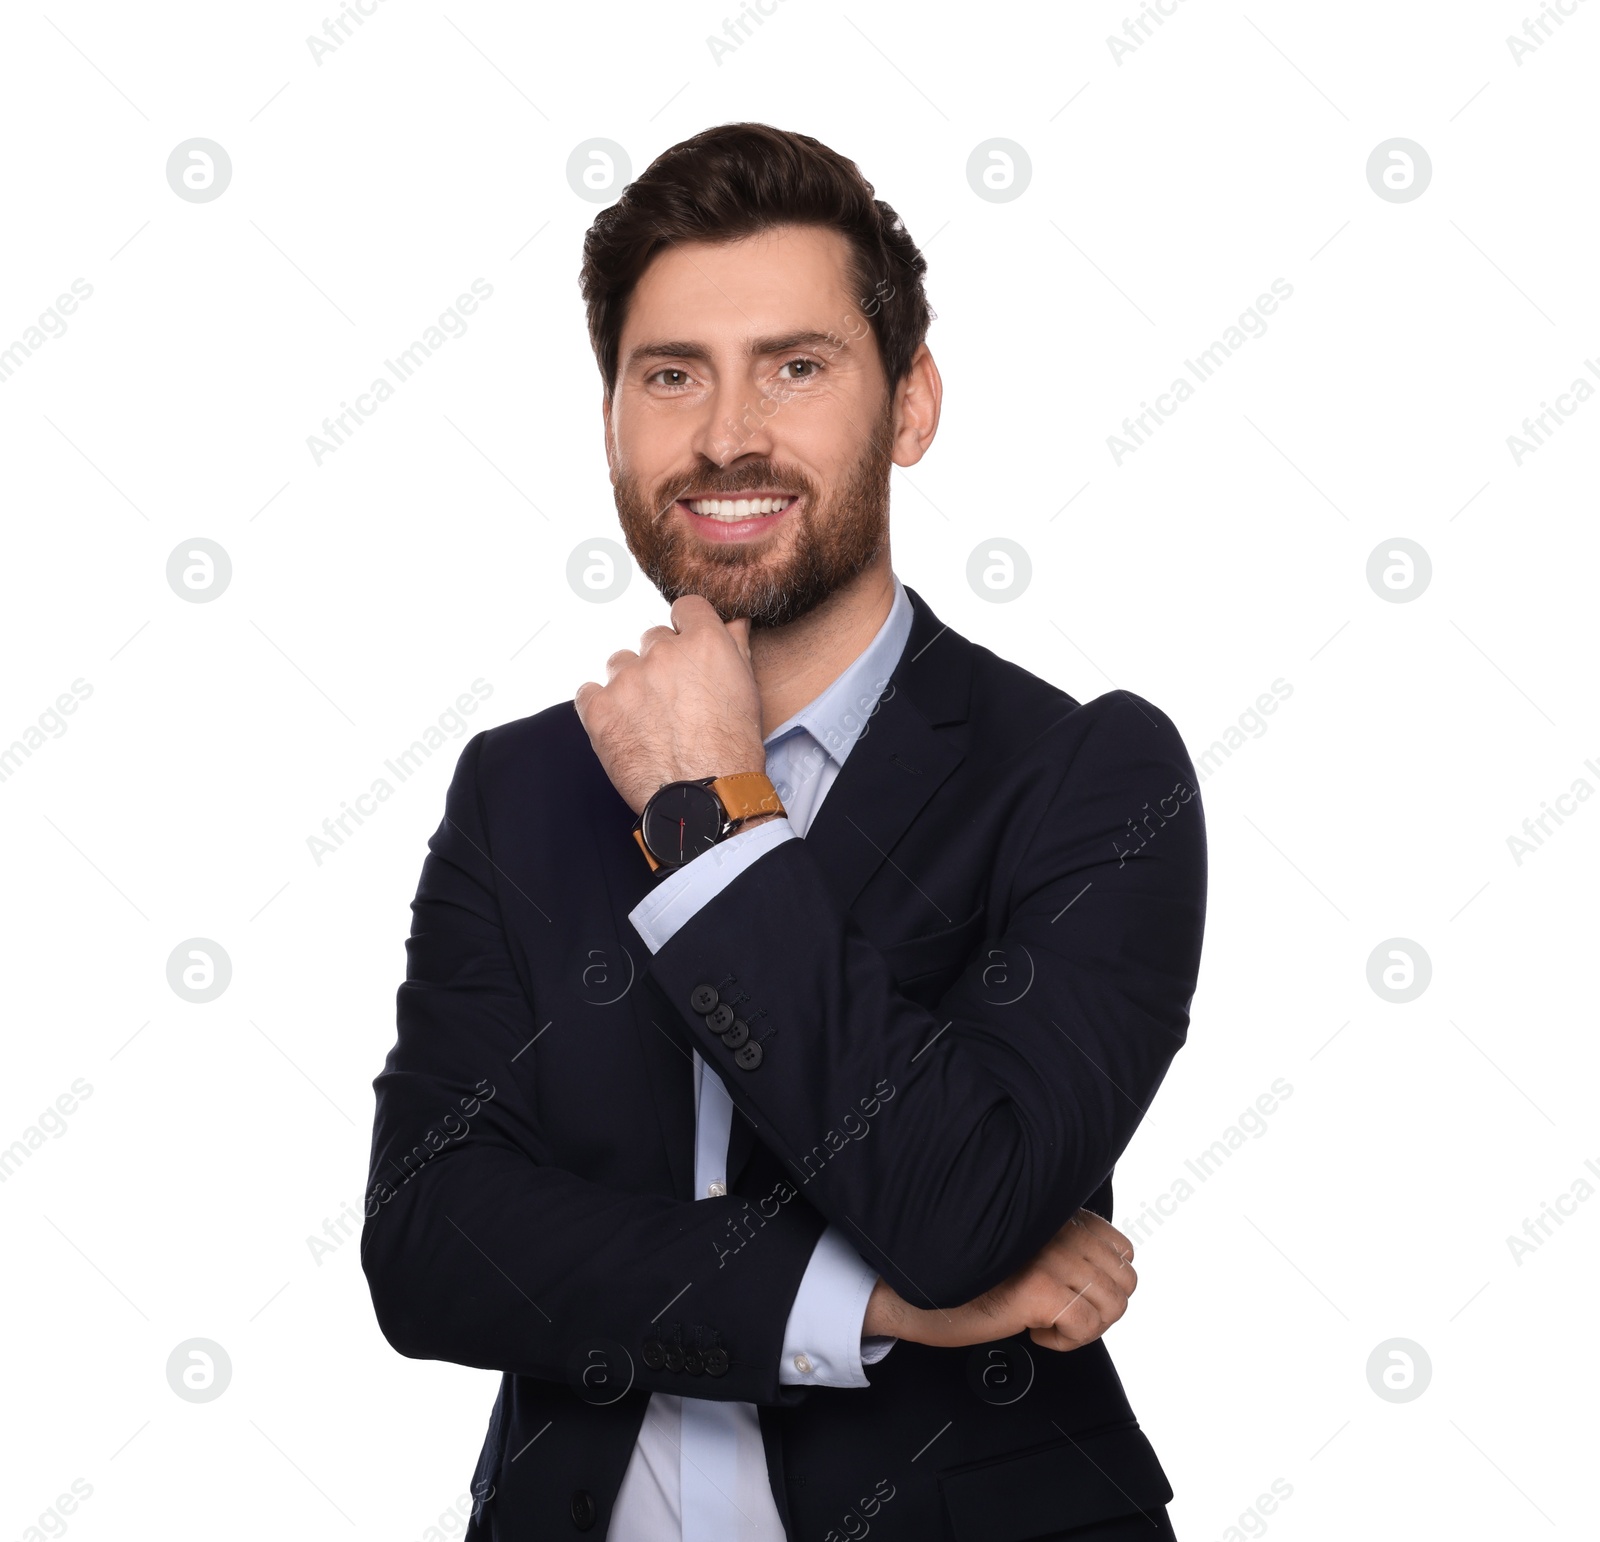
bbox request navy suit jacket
[361,583,1208,1540]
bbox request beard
[611,397,894,630]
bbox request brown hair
[580,122,932,401]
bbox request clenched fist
[573,594,768,815]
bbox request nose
[690,365,780,469]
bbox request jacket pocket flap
[939,1423,1173,1542]
[877,906,986,984]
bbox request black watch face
[641,782,724,869]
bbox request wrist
[633,769,784,874]
[863,1277,918,1341]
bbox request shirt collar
[763,574,914,769]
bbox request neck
[748,550,896,738]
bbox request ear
[889,343,943,469]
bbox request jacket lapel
[726,585,973,1188]
[597,584,975,1203]
[795,587,972,922]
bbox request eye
[778,357,821,380]
[648,367,694,389]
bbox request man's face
[605,224,896,628]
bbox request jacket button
[706,1002,735,1032]
[703,1344,729,1376]
[690,984,719,1013]
[735,1040,763,1071]
[641,1337,664,1370]
[570,1489,597,1530]
[720,1018,749,1048]
[663,1340,685,1373]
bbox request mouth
[674,491,800,542]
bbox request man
[362,123,1207,1541]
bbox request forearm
[860,1274,1001,1347]
[361,1136,826,1405]
[648,700,1206,1308]
[648,839,1159,1305]
[366,730,830,1406]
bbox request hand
[863,1210,1136,1353]
[573,595,767,815]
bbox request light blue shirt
[609,574,915,1541]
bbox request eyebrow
[623,329,850,372]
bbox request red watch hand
[678,817,685,860]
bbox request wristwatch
[632,771,786,873]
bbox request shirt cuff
[778,1223,899,1388]
[628,816,797,953]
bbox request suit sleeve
[626,839,897,1388]
[645,690,1207,1309]
[359,730,827,1406]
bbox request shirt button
[793,1353,814,1375]
[707,1180,726,1197]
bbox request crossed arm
[361,688,1204,1401]
[639,691,1206,1311]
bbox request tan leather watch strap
[709,771,785,823]
[632,827,663,872]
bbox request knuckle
[1061,1298,1095,1336]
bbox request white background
[2,2,1596,1538]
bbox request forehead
[622,224,857,343]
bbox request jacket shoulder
[961,637,1189,770]
[458,699,600,805]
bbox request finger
[1074,1228,1137,1289]
[1034,1259,1131,1341]
[725,616,753,660]
[573,681,600,721]
[669,593,720,634]
[604,648,639,682]
[1047,1236,1137,1296]
[1069,1208,1134,1257]
[1068,1210,1136,1268]
[1053,1219,1134,1288]
[1029,1323,1094,1354]
[637,625,677,657]
[1054,1226,1138,1298]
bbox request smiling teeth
[686,496,796,518]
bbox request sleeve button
[689,984,719,1013]
[706,1002,735,1032]
[735,1040,764,1071]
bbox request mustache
[650,466,810,524]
